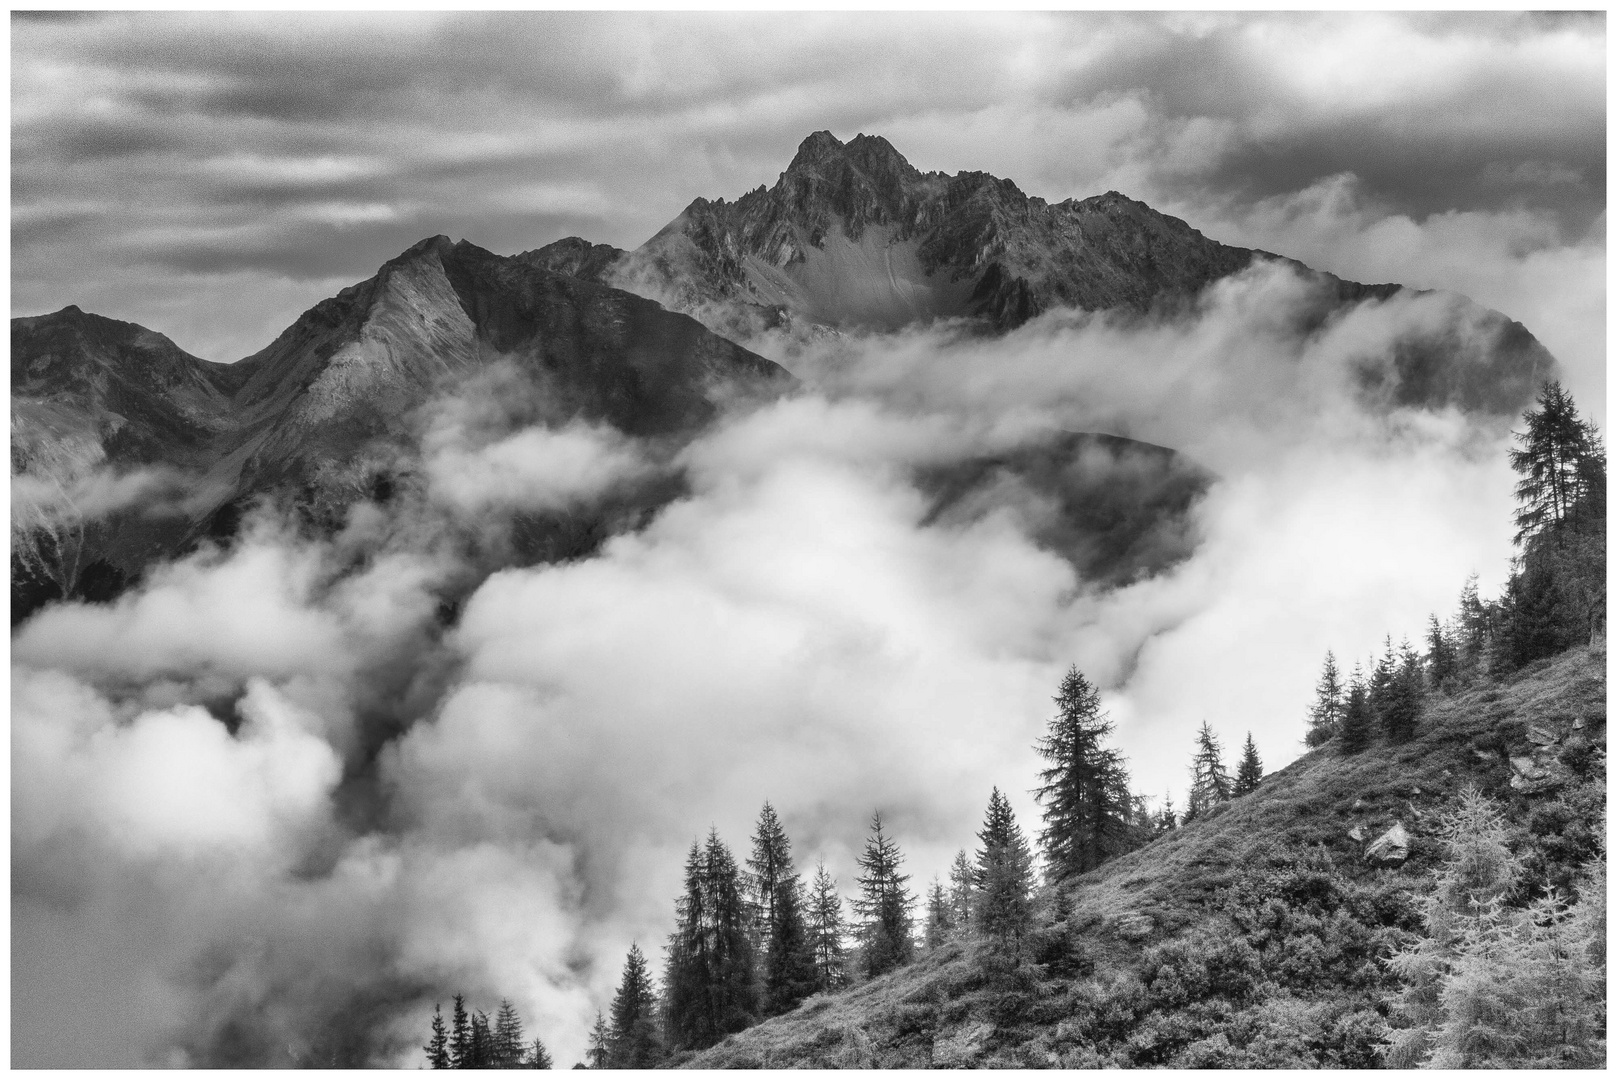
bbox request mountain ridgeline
[11,131,1559,625]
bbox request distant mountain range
[11,131,1558,621]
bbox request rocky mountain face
[12,130,1562,620]
[11,238,793,621]
[527,130,1554,415]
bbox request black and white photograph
[10,10,1607,1069]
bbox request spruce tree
[1233,732,1263,795]
[607,943,661,1067]
[424,1002,450,1069]
[1368,636,1397,720]
[663,831,757,1050]
[448,994,471,1069]
[492,999,524,1067]
[1339,664,1374,753]
[923,878,953,950]
[586,1012,609,1069]
[1034,666,1133,882]
[1156,791,1178,832]
[972,787,1035,954]
[947,850,974,930]
[1455,572,1492,676]
[1426,613,1459,689]
[1383,639,1423,742]
[1305,650,1344,746]
[853,812,914,978]
[528,1037,553,1069]
[1185,721,1231,821]
[806,863,848,993]
[763,875,818,1015]
[469,1010,491,1068]
[747,802,794,954]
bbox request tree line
[423,380,1600,1069]
[1304,381,1604,753]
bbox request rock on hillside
[678,646,1606,1068]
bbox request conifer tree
[449,994,471,1069]
[947,850,974,930]
[1339,665,1374,753]
[1233,732,1263,795]
[607,943,661,1067]
[1034,666,1133,882]
[1368,636,1397,720]
[853,812,914,978]
[528,1037,552,1069]
[763,875,818,1016]
[469,1010,491,1068]
[972,788,1035,954]
[586,1012,609,1069]
[1510,380,1590,546]
[1426,613,1459,689]
[1305,650,1344,746]
[1185,721,1231,821]
[1453,573,1491,676]
[806,863,848,993]
[424,1003,449,1069]
[1382,639,1423,742]
[747,802,794,954]
[492,999,524,1067]
[923,878,953,950]
[1388,789,1604,1068]
[1156,791,1178,832]
[663,831,757,1050]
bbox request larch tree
[972,787,1035,955]
[806,863,848,993]
[528,1037,553,1069]
[1305,651,1344,746]
[853,812,914,978]
[1185,721,1231,821]
[1510,380,1590,546]
[1034,666,1133,882]
[424,1003,449,1069]
[607,943,662,1068]
[1233,732,1263,796]
[1388,789,1604,1068]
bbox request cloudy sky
[12,10,1606,412]
[10,9,1607,1070]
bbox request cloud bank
[12,261,1529,1065]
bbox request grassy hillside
[677,645,1606,1068]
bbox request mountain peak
[788,130,846,171]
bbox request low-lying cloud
[11,262,1533,1066]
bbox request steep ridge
[527,131,1554,416]
[679,646,1607,1068]
[11,238,794,621]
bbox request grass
[679,645,1607,1068]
